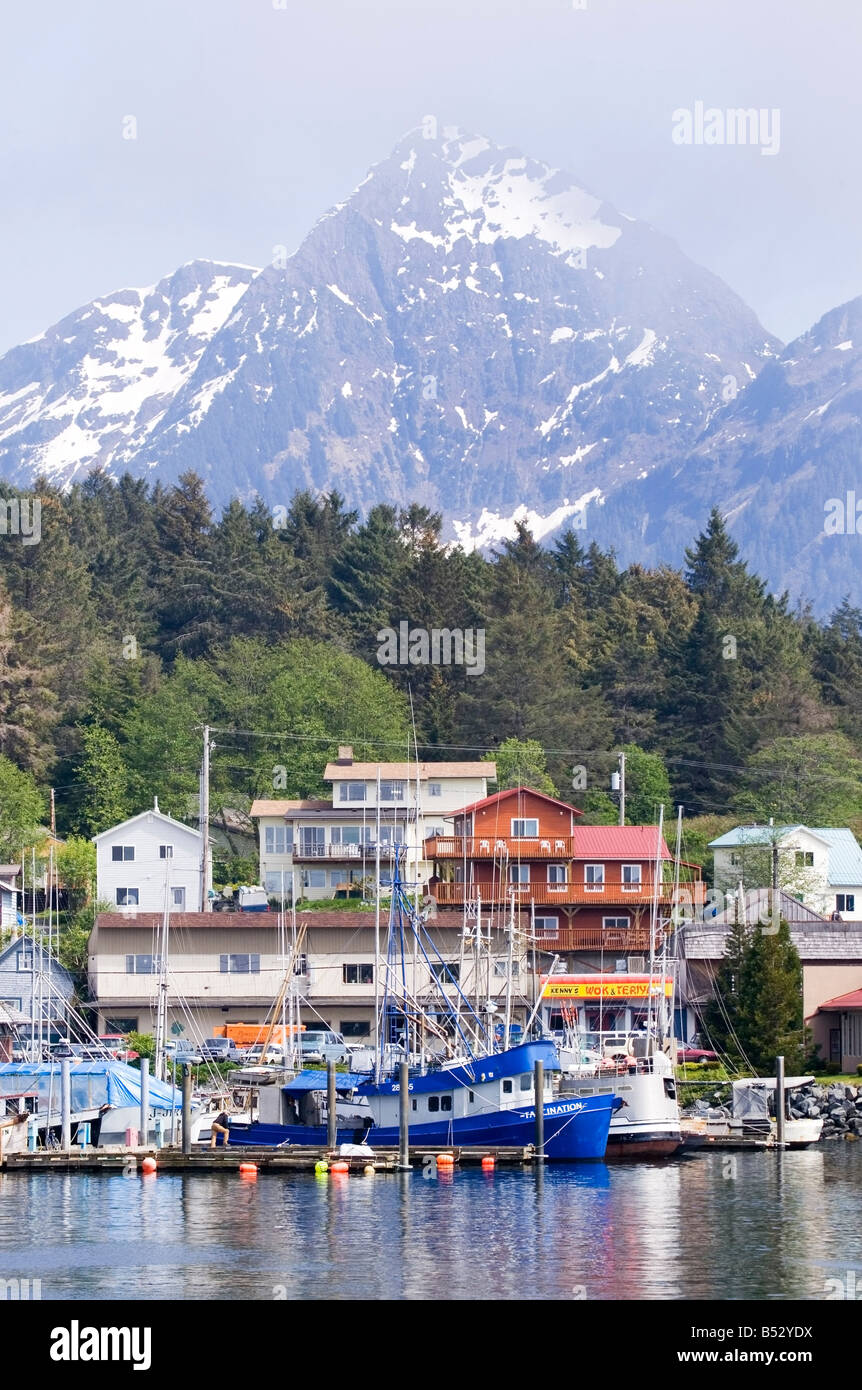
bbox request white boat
[682,1075,823,1149]
[559,1035,683,1158]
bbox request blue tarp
[0,1061,182,1112]
[283,1070,368,1094]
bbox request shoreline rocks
[682,1079,862,1141]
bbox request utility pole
[770,816,779,935]
[200,725,213,912]
[611,753,626,825]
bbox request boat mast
[374,765,381,1083]
[503,889,515,1050]
[662,804,683,1044]
[646,804,664,1040]
[154,853,171,1083]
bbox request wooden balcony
[555,926,655,952]
[431,881,705,907]
[426,835,575,859]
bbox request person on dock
[210,1110,231,1149]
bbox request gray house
[0,938,76,1050]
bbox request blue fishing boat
[229,854,619,1159]
[230,1040,618,1158]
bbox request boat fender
[141,1156,157,1175]
[314,1160,328,1174]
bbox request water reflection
[0,1146,858,1300]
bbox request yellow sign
[541,976,672,1000]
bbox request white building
[251,747,495,903]
[710,824,862,922]
[94,800,204,914]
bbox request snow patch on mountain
[452,491,603,553]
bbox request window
[219,954,261,974]
[171,887,185,909]
[441,1096,452,1112]
[603,916,630,930]
[585,864,605,889]
[265,871,293,898]
[331,825,370,846]
[0,997,21,1011]
[428,1096,440,1112]
[380,780,406,802]
[509,864,530,884]
[338,782,366,801]
[343,964,374,985]
[837,894,856,913]
[622,864,642,887]
[796,851,814,868]
[502,1078,513,1094]
[111,845,134,862]
[264,825,289,855]
[125,955,161,975]
[340,1020,370,1038]
[16,949,33,972]
[493,959,520,977]
[730,852,741,867]
[511,818,539,837]
[105,1016,137,1034]
[520,1074,532,1091]
[294,954,308,976]
[469,1090,475,1104]
[305,870,327,888]
[159,845,173,859]
[430,961,460,984]
[116,888,139,907]
[299,827,325,856]
[534,916,558,939]
[548,864,567,886]
[428,782,442,797]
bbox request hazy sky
[2,0,860,352]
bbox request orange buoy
[238,1162,257,1176]
[330,1160,350,1173]
[481,1155,495,1171]
[436,1152,455,1168]
[141,1156,157,1175]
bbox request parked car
[676,1044,719,1064]
[245,1043,286,1065]
[198,1038,245,1064]
[164,1040,203,1065]
[300,1030,351,1064]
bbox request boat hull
[228,1092,619,1160]
[561,1060,683,1160]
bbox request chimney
[154,796,160,813]
[337,745,354,765]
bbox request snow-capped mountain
[2,123,858,610]
[590,295,862,610]
[0,128,777,527]
[0,261,258,484]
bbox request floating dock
[1,1144,537,1173]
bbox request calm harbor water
[1,1146,859,1300]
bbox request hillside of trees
[1,470,862,865]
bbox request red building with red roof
[424,787,704,957]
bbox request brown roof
[324,761,494,781]
[94,910,468,931]
[455,786,582,818]
[250,799,330,817]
